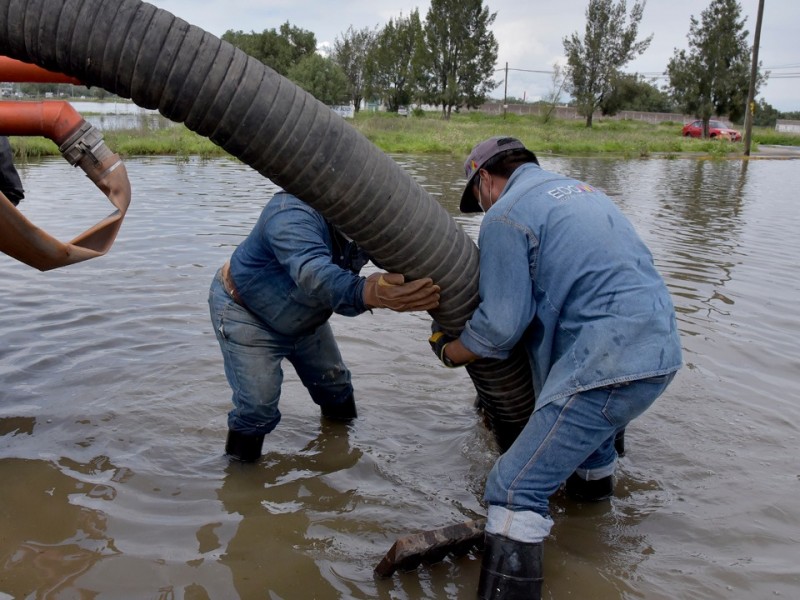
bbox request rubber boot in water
[225,430,264,462]
[321,394,357,421]
[478,532,543,600]
[565,472,614,502]
[614,428,626,457]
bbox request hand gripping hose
[0,0,533,449]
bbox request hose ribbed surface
[0,0,534,449]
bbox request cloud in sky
[148,0,799,112]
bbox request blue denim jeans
[208,270,354,436]
[485,372,676,543]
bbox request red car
[682,119,742,141]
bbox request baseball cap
[459,136,537,213]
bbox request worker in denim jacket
[210,192,439,462]
[429,137,682,600]
[0,136,24,206]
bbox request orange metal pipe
[0,56,82,84]
[0,98,131,271]
[0,101,84,145]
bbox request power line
[764,63,800,70]
[492,64,800,85]
[494,67,554,75]
[508,67,555,75]
[491,57,800,78]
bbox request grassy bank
[9,125,225,160]
[9,110,800,160]
[353,111,800,157]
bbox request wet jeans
[485,373,676,543]
[208,270,354,436]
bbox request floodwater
[70,101,174,131]
[1,152,799,599]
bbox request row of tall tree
[9,1,789,129]
[222,0,498,119]
[222,0,771,132]
[563,0,767,134]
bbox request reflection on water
[0,458,117,597]
[1,154,799,598]
[218,423,363,598]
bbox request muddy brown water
[1,154,799,599]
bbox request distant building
[775,120,800,134]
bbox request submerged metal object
[374,518,486,578]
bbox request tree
[751,98,779,128]
[421,0,499,119]
[541,63,568,123]
[332,25,377,113]
[563,0,652,127]
[600,73,675,115]
[220,29,262,61]
[287,54,350,106]
[222,22,317,77]
[666,0,762,137]
[367,10,426,112]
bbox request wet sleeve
[265,204,368,316]
[459,217,537,359]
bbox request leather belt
[220,260,245,306]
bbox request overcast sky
[147,0,799,112]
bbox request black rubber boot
[565,472,614,502]
[320,394,357,421]
[614,428,626,457]
[225,430,264,463]
[478,532,543,600]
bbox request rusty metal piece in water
[374,518,486,578]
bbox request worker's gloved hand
[429,326,462,368]
[363,272,440,312]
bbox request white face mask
[477,173,492,212]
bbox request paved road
[751,144,800,158]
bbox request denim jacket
[228,193,370,336]
[460,163,682,410]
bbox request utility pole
[744,0,765,156]
[503,62,508,119]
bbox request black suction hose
[0,0,534,450]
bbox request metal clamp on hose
[58,121,120,182]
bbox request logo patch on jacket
[547,183,597,200]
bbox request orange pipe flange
[0,56,82,84]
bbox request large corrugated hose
[0,0,534,450]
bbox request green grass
[10,126,225,159]
[748,128,800,145]
[352,111,800,157]
[9,110,800,160]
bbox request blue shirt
[228,193,371,336]
[460,163,682,410]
